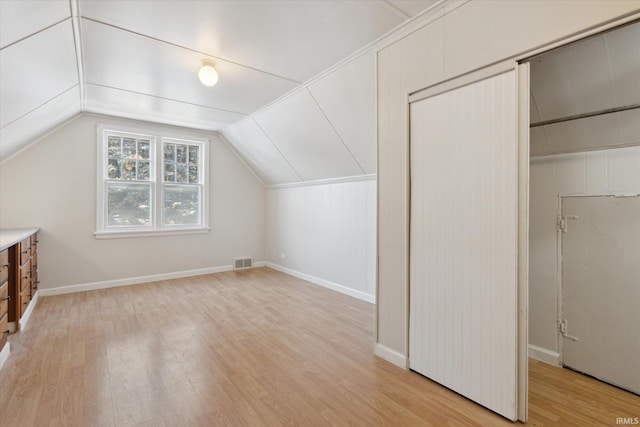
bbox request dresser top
[0,228,39,252]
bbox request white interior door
[409,70,519,420]
[561,195,640,395]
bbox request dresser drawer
[19,259,31,293]
[0,312,8,351]
[0,281,8,317]
[0,250,8,283]
[30,233,38,256]
[19,238,31,266]
[19,288,31,318]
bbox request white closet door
[561,195,640,395]
[409,71,518,420]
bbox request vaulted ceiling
[2,2,638,182]
[0,0,438,185]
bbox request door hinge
[558,318,579,342]
[558,215,579,233]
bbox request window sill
[94,227,211,239]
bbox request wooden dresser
[0,228,40,369]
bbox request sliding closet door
[409,71,518,420]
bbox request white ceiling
[0,0,438,174]
[4,1,636,179]
[530,22,640,157]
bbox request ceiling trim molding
[70,0,85,110]
[266,174,376,190]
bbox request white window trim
[95,124,210,238]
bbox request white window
[96,126,209,237]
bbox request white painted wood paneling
[81,19,297,116]
[0,0,70,49]
[530,34,616,121]
[255,90,362,181]
[80,0,405,83]
[0,21,78,127]
[84,84,244,131]
[308,52,376,174]
[528,157,559,354]
[221,118,301,185]
[0,86,80,161]
[528,146,640,357]
[556,153,586,195]
[608,146,640,192]
[606,22,640,108]
[409,71,518,420]
[266,179,376,301]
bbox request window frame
[96,125,210,239]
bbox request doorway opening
[527,20,640,396]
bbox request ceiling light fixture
[198,59,218,87]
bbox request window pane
[164,143,175,161]
[189,146,199,164]
[164,185,200,225]
[176,145,187,163]
[138,140,150,159]
[176,164,188,183]
[122,159,136,180]
[108,136,121,157]
[123,138,136,157]
[188,165,198,183]
[108,159,121,179]
[138,161,150,180]
[164,162,175,182]
[107,183,151,226]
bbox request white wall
[266,178,376,302]
[0,113,266,291]
[529,146,640,360]
[376,0,640,363]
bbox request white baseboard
[528,344,561,366]
[265,262,375,304]
[374,343,408,369]
[38,264,245,297]
[0,342,9,370]
[19,290,39,330]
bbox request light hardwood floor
[0,268,637,426]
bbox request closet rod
[530,103,640,128]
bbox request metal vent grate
[234,257,253,270]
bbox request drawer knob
[2,263,8,268]
[2,330,9,335]
[1,296,9,301]
[23,301,28,305]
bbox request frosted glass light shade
[198,61,218,86]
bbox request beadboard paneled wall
[266,178,376,303]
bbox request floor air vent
[234,257,253,270]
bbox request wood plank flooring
[0,267,637,426]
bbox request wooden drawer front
[20,259,31,292]
[20,289,30,318]
[0,281,8,317]
[19,238,31,265]
[30,233,38,256]
[0,250,8,283]
[0,313,8,351]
